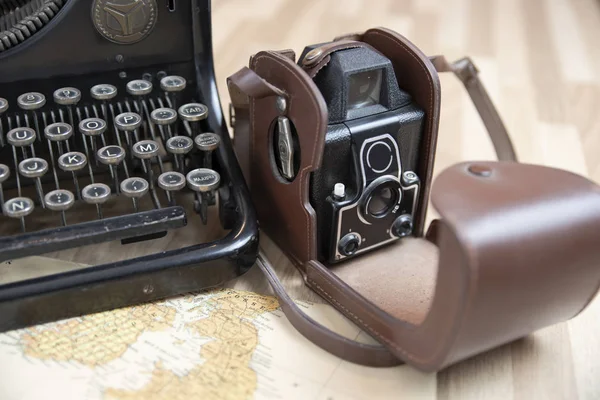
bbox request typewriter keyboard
[0,76,222,240]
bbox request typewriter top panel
[0,0,200,85]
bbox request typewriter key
[0,97,7,114]
[17,92,45,110]
[166,135,193,173]
[178,103,208,137]
[82,183,111,219]
[160,76,186,110]
[0,164,9,214]
[4,197,34,232]
[79,118,107,155]
[17,92,45,140]
[133,140,160,183]
[58,151,87,201]
[90,84,118,101]
[44,122,73,142]
[54,87,81,128]
[195,132,221,169]
[44,189,75,226]
[7,127,36,147]
[186,168,220,224]
[151,107,178,141]
[19,157,48,207]
[121,177,149,212]
[115,112,142,152]
[97,145,126,192]
[160,76,187,92]
[53,87,81,106]
[0,97,7,146]
[126,79,153,96]
[158,171,185,206]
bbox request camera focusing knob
[338,233,361,257]
[392,214,414,238]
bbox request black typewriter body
[0,0,258,332]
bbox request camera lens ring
[360,176,402,221]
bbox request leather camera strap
[227,49,522,368]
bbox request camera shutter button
[338,233,361,257]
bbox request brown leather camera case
[228,28,600,371]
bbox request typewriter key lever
[195,132,220,169]
[18,158,48,208]
[79,118,108,156]
[90,84,117,126]
[160,75,186,110]
[53,87,81,127]
[158,171,186,206]
[82,183,111,219]
[121,177,149,212]
[166,135,193,174]
[4,197,34,232]
[151,107,178,141]
[97,145,126,193]
[127,79,153,115]
[186,168,220,224]
[17,92,45,140]
[178,103,208,137]
[115,112,142,154]
[44,189,75,226]
[58,151,87,199]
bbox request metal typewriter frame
[0,0,258,332]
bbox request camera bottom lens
[392,214,413,238]
[338,233,361,257]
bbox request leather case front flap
[246,51,327,266]
[305,161,600,371]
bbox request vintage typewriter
[0,0,258,332]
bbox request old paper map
[0,257,435,400]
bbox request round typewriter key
[58,152,87,172]
[195,132,221,168]
[186,168,220,193]
[91,84,118,101]
[121,177,149,212]
[0,97,8,113]
[82,183,111,219]
[132,140,160,160]
[44,122,73,142]
[166,136,193,154]
[166,135,193,173]
[17,92,45,110]
[158,171,185,206]
[79,118,107,136]
[160,75,187,92]
[18,158,48,208]
[150,107,178,126]
[19,157,48,178]
[53,87,82,106]
[7,127,36,147]
[0,164,10,183]
[178,103,208,122]
[97,145,126,165]
[158,171,186,191]
[82,183,111,204]
[121,177,149,198]
[126,79,153,96]
[115,112,143,131]
[45,189,75,211]
[45,189,75,226]
[4,197,34,218]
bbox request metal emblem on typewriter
[92,0,157,45]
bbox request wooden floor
[211,0,600,399]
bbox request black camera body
[300,45,425,263]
